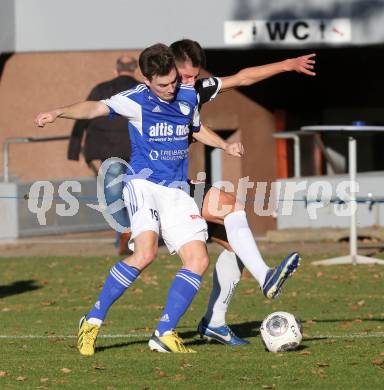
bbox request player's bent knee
[185,254,209,276]
[178,239,209,275]
[201,254,210,273]
[204,188,237,221]
[133,250,157,269]
[199,253,210,270]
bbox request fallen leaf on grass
[0,371,8,377]
[93,364,106,370]
[155,368,167,378]
[318,369,327,379]
[55,379,68,385]
[243,288,255,296]
[16,376,26,381]
[297,351,312,356]
[140,274,158,286]
[240,376,252,382]
[60,368,71,374]
[372,358,384,366]
[262,384,276,389]
[41,300,56,306]
[316,362,330,367]
[180,361,192,369]
[40,378,49,382]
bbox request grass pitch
[1,252,384,389]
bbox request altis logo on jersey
[148,122,189,141]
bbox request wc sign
[224,19,351,45]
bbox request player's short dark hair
[116,56,137,73]
[139,43,176,81]
[170,39,206,69]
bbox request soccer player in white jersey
[169,39,316,345]
[35,43,211,354]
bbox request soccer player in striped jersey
[170,39,315,345]
[35,43,211,355]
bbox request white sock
[224,210,269,287]
[87,317,102,326]
[204,250,244,327]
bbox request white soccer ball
[260,311,302,353]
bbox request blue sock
[156,269,202,335]
[87,261,140,323]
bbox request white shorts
[123,179,207,254]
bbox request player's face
[145,68,178,101]
[177,61,200,86]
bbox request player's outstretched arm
[220,53,316,92]
[192,124,244,157]
[34,101,109,127]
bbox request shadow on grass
[180,320,263,347]
[0,279,41,298]
[96,339,148,352]
[95,320,263,353]
[94,316,378,352]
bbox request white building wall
[1,0,384,52]
[0,0,15,52]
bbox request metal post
[2,136,70,183]
[292,135,301,178]
[349,137,357,265]
[272,132,302,178]
[3,140,9,182]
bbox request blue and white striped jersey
[102,83,200,186]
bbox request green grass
[1,253,384,389]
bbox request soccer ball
[260,311,302,353]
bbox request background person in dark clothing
[67,55,140,255]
